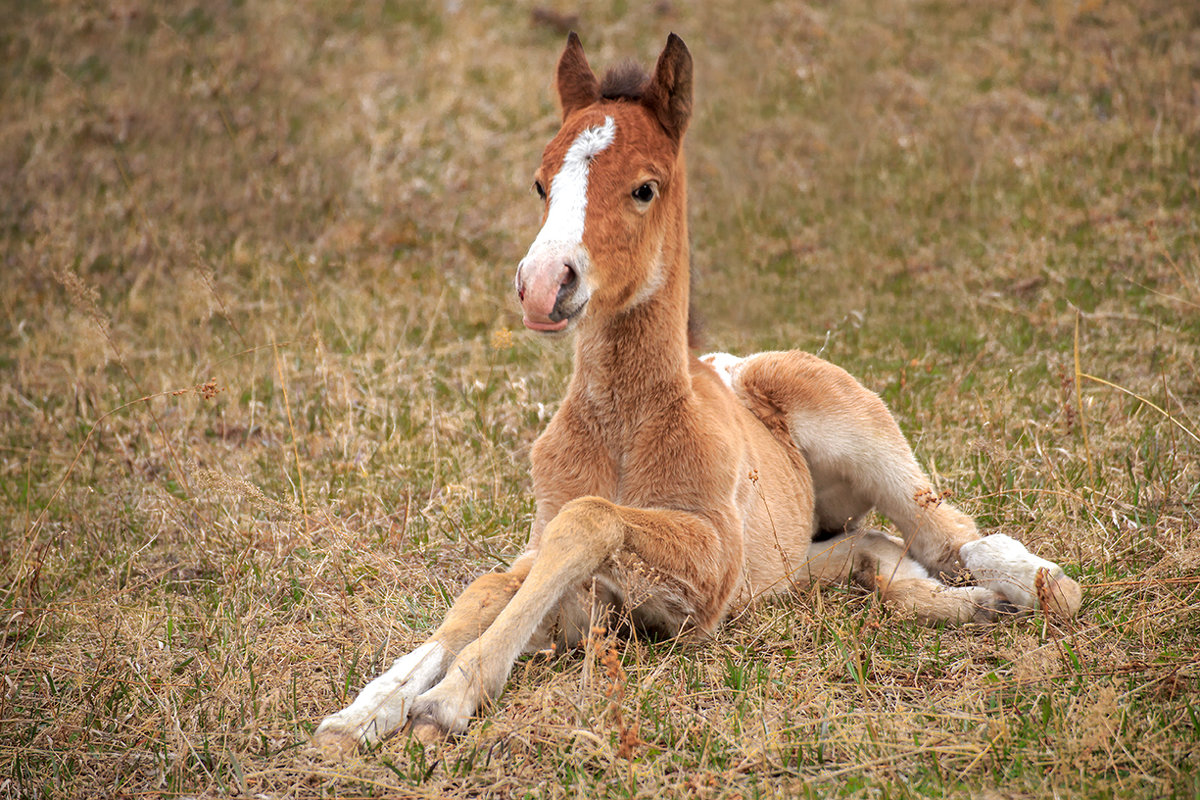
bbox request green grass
[2,0,1198,797]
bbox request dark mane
[600,60,650,100]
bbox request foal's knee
[540,497,625,558]
[457,571,526,609]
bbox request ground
[1,1,1198,797]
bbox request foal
[315,33,1082,752]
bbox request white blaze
[527,116,616,255]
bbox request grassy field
[2,0,1198,797]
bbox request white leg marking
[960,534,1081,614]
[413,672,480,736]
[313,641,446,753]
[410,608,548,736]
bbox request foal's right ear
[643,33,692,141]
[556,32,600,120]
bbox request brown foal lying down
[314,33,1082,752]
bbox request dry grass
[2,0,1198,797]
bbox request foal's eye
[533,180,547,201]
[632,183,656,203]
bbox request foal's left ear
[643,33,693,141]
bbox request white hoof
[961,534,1082,617]
[312,718,363,758]
[313,641,448,755]
[410,682,476,738]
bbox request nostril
[560,264,577,288]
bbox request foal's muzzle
[516,247,588,332]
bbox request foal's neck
[568,260,692,437]
[564,152,694,440]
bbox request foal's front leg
[408,497,732,738]
[312,557,532,754]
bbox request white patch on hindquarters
[313,641,446,751]
[700,352,744,390]
[960,534,1066,610]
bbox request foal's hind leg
[313,556,534,754]
[803,528,1007,624]
[707,350,1081,618]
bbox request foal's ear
[556,32,600,120]
[643,33,693,140]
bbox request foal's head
[515,33,693,334]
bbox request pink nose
[516,262,571,311]
[517,260,576,329]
